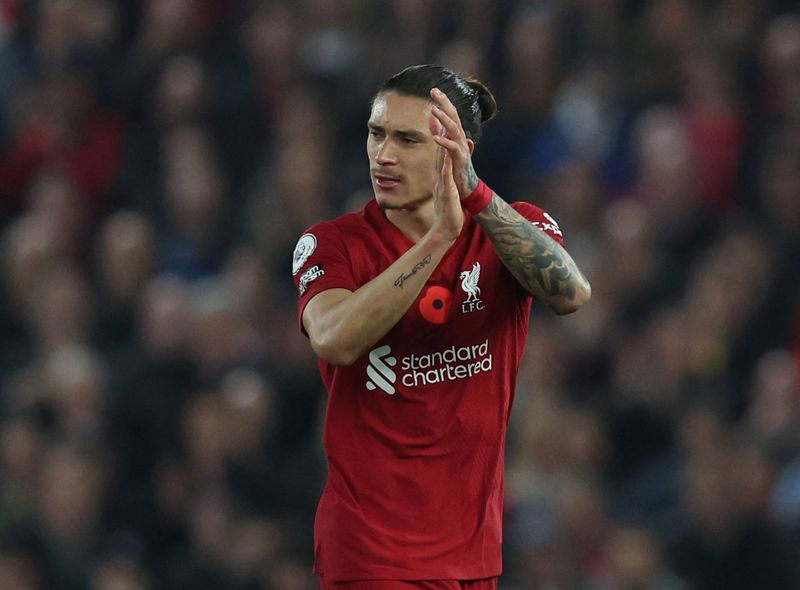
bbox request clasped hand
[428,88,477,243]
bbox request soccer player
[292,64,591,589]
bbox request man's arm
[473,194,591,314]
[429,87,591,314]
[302,233,452,366]
[303,125,464,366]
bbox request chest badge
[460,262,485,313]
[419,285,452,324]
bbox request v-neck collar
[364,200,471,253]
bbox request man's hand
[427,90,592,314]
[429,87,479,198]
[428,107,464,244]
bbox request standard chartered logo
[365,340,493,395]
[366,345,398,395]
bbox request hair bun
[465,77,498,123]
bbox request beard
[376,192,433,211]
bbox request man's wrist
[461,179,493,215]
[425,227,459,248]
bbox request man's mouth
[374,174,400,189]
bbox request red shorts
[318,577,498,590]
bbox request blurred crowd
[0,0,798,589]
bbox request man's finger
[433,135,463,160]
[431,88,464,128]
[431,105,464,142]
[443,150,454,179]
[428,108,446,139]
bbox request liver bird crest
[460,262,481,302]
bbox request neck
[382,196,435,243]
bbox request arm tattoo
[462,161,479,194]
[475,196,585,302]
[394,254,432,289]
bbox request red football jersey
[293,199,565,582]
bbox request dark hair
[377,64,498,142]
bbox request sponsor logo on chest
[364,339,493,395]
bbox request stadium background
[0,0,799,588]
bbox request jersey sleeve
[511,201,566,246]
[291,222,357,334]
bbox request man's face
[367,92,438,210]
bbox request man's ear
[467,139,475,155]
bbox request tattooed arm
[303,235,451,366]
[474,194,591,314]
[429,87,590,314]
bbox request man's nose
[375,141,397,165]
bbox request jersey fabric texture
[293,199,565,582]
[318,575,499,589]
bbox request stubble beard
[377,192,434,211]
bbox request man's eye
[401,137,417,144]
[368,130,383,138]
